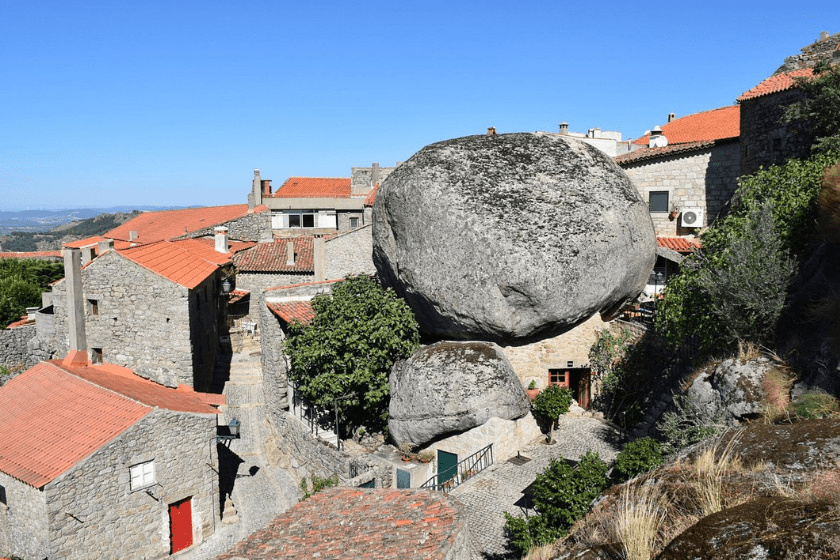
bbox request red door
[169,497,193,554]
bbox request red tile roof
[633,105,740,146]
[233,237,315,273]
[62,236,132,252]
[269,177,352,199]
[0,362,151,488]
[364,183,380,206]
[616,140,717,165]
[5,315,34,329]
[105,204,250,244]
[172,238,255,264]
[0,251,62,259]
[215,488,466,560]
[657,236,702,253]
[738,69,814,101]
[267,300,316,325]
[118,240,222,289]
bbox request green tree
[532,384,573,430]
[284,276,420,432]
[0,259,64,328]
[783,62,840,155]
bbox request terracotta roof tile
[5,315,34,329]
[105,204,250,244]
[233,237,315,273]
[118,240,222,289]
[657,236,702,253]
[738,69,814,101]
[268,177,352,199]
[364,183,380,206]
[267,300,315,325]
[0,362,151,488]
[0,251,62,259]
[215,488,466,560]
[633,106,740,146]
[616,140,717,165]
[63,236,108,249]
[172,238,255,264]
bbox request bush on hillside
[613,437,664,482]
[783,62,840,156]
[790,390,840,420]
[658,393,726,455]
[504,451,610,556]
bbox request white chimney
[286,241,295,266]
[668,113,676,123]
[649,126,668,148]
[214,226,229,253]
[558,122,569,135]
[129,230,138,241]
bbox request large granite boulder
[686,357,774,424]
[372,132,655,343]
[388,341,530,447]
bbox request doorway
[169,497,193,554]
[548,368,591,409]
[437,450,458,487]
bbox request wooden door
[169,497,193,554]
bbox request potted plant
[417,450,434,464]
[398,442,414,462]
[669,206,680,220]
[526,380,540,402]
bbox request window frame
[129,460,156,491]
[648,190,670,213]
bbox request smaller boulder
[389,341,530,447]
[687,358,773,424]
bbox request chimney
[97,239,114,255]
[214,227,229,253]
[558,122,569,135]
[129,230,138,241]
[263,179,272,196]
[371,163,380,187]
[81,246,96,265]
[649,126,668,148]
[286,241,295,266]
[486,127,497,135]
[313,236,326,281]
[668,112,676,123]
[62,248,89,367]
[249,168,262,209]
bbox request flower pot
[526,389,540,402]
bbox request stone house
[45,237,248,391]
[616,105,741,238]
[0,359,222,559]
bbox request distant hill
[0,206,190,252]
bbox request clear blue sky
[0,2,834,210]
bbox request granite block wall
[181,212,272,243]
[44,410,218,559]
[324,225,375,280]
[235,271,315,317]
[740,90,814,175]
[0,471,48,559]
[0,325,43,372]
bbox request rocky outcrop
[372,132,656,343]
[388,341,530,446]
[686,358,774,424]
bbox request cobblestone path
[451,415,623,559]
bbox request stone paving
[450,415,623,559]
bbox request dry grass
[762,367,795,423]
[613,482,667,560]
[805,469,840,504]
[523,542,556,560]
[737,340,761,362]
[691,431,744,516]
[679,357,722,393]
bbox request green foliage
[657,152,840,351]
[589,328,655,425]
[504,451,610,556]
[657,393,725,455]
[284,276,420,432]
[0,365,10,386]
[790,390,840,419]
[532,384,573,426]
[613,437,663,482]
[0,259,64,328]
[783,63,840,155]
[299,474,338,501]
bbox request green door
[437,450,458,487]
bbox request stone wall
[181,212,272,243]
[500,314,608,391]
[620,141,740,235]
[324,225,375,280]
[0,325,41,372]
[235,271,315,317]
[0,470,48,559]
[740,89,813,176]
[51,250,220,389]
[336,211,367,231]
[775,31,840,74]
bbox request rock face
[388,341,530,446]
[372,132,655,343]
[686,358,774,424]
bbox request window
[0,484,6,505]
[349,217,360,228]
[549,369,567,386]
[91,348,103,364]
[87,298,99,316]
[285,211,317,228]
[648,191,669,213]
[130,460,156,491]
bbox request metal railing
[419,443,494,493]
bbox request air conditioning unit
[681,208,704,228]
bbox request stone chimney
[263,179,272,196]
[249,168,262,209]
[97,239,114,255]
[129,230,138,241]
[214,227,229,253]
[62,248,89,367]
[668,113,676,123]
[649,126,668,148]
[286,241,295,266]
[558,123,569,135]
[314,237,326,281]
[371,163,380,187]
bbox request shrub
[532,384,573,429]
[504,451,609,555]
[658,393,726,455]
[790,390,840,419]
[613,437,663,482]
[299,474,338,501]
[589,327,655,425]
